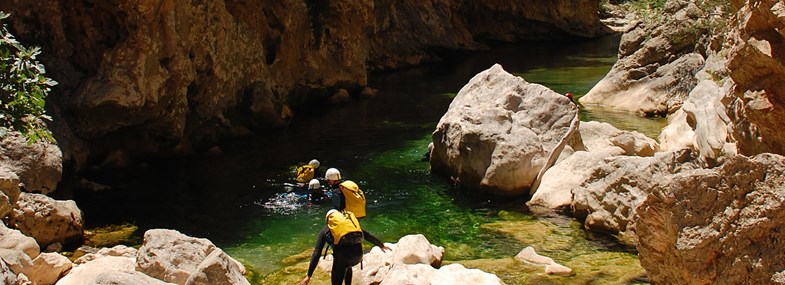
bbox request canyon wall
[0,0,609,169]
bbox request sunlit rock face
[0,0,608,167]
[580,1,720,117]
[636,154,785,285]
[725,0,785,156]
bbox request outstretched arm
[363,230,392,252]
[306,227,330,277]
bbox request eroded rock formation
[636,154,785,285]
[580,1,723,117]
[724,0,785,156]
[528,121,660,211]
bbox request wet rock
[328,89,352,105]
[430,64,579,196]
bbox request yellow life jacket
[327,210,363,246]
[339,181,366,218]
[295,165,315,183]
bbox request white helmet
[325,168,341,181]
[309,159,320,168]
[325,209,338,222]
[308,179,321,190]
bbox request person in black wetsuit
[298,210,391,285]
[308,179,328,203]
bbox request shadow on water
[76,33,650,283]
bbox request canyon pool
[77,34,664,284]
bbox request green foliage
[0,11,57,143]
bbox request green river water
[77,34,666,284]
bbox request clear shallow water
[76,34,657,283]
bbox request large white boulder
[391,234,444,266]
[659,56,736,163]
[430,64,579,196]
[136,229,248,285]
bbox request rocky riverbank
[429,0,785,284]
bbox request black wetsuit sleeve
[362,230,385,248]
[307,226,330,277]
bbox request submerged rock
[515,246,573,276]
[430,64,579,196]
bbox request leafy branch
[0,11,57,143]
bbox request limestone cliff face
[586,0,785,160]
[636,154,785,285]
[724,0,785,156]
[0,0,609,168]
[580,1,718,117]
